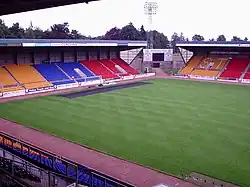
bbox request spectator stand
[0,131,134,187]
[0,39,151,99]
[176,41,250,83]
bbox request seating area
[81,60,118,79]
[191,69,219,77]
[180,56,204,75]
[56,62,100,82]
[111,58,139,75]
[5,142,121,187]
[0,157,41,184]
[33,63,75,85]
[100,59,129,76]
[0,60,141,96]
[190,57,228,77]
[219,58,250,79]
[198,57,228,70]
[243,65,250,79]
[4,64,52,89]
[0,68,22,93]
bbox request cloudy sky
[0,0,249,40]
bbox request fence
[0,148,74,187]
[0,131,134,187]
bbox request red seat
[243,73,250,79]
[81,60,118,79]
[111,59,139,75]
[220,58,249,79]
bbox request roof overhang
[176,41,250,53]
[0,39,147,48]
[0,0,99,16]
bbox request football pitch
[1,79,250,186]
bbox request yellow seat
[180,56,204,75]
[198,57,228,70]
[5,64,52,89]
[191,69,219,77]
[0,68,22,93]
[1,86,23,93]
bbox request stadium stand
[219,58,250,79]
[1,139,124,187]
[4,64,52,89]
[33,63,75,85]
[191,69,219,77]
[0,157,41,184]
[180,56,204,75]
[56,62,100,82]
[100,59,128,76]
[111,58,139,75]
[191,57,228,77]
[243,65,250,79]
[0,68,22,93]
[0,67,21,91]
[197,57,228,70]
[81,60,118,79]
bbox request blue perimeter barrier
[0,132,134,187]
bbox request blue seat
[57,62,96,78]
[33,64,75,85]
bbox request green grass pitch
[1,79,250,186]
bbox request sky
[0,0,249,40]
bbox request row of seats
[190,57,228,77]
[180,56,250,79]
[0,68,23,93]
[180,56,204,75]
[3,142,124,187]
[243,65,250,79]
[220,58,250,79]
[0,59,138,92]
[81,60,117,79]
[0,157,41,184]
[5,64,53,89]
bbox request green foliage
[1,79,250,187]
[231,36,242,41]
[192,34,205,41]
[217,34,226,41]
[0,18,247,48]
[0,19,170,48]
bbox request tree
[152,30,169,48]
[104,27,121,40]
[46,22,71,39]
[217,35,226,41]
[139,25,147,41]
[171,32,186,53]
[71,29,85,39]
[192,34,205,41]
[120,22,141,40]
[244,37,248,41]
[8,23,25,38]
[0,19,12,38]
[231,36,242,41]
